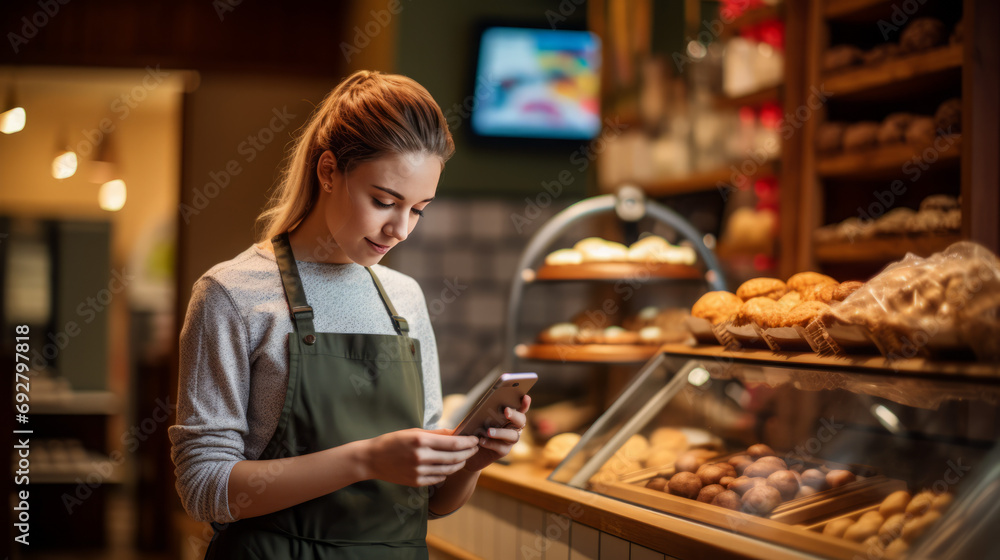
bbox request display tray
[659,343,1000,380]
[516,343,660,363]
[531,262,703,282]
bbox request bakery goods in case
[691,291,743,325]
[736,277,788,301]
[543,235,698,267]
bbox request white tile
[543,511,573,560]
[600,533,630,559]
[494,494,520,559]
[569,522,600,560]
[631,542,665,560]
[519,505,546,560]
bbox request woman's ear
[316,150,339,192]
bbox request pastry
[920,194,959,213]
[816,122,846,153]
[874,207,917,235]
[545,248,583,266]
[734,297,780,328]
[691,291,743,325]
[862,42,900,65]
[781,301,831,328]
[877,113,915,144]
[650,427,688,451]
[736,278,788,301]
[905,116,937,145]
[823,45,863,72]
[843,121,880,151]
[802,283,837,304]
[776,291,802,310]
[787,272,837,294]
[943,208,961,230]
[541,432,581,468]
[934,97,962,134]
[603,326,639,345]
[900,17,947,53]
[626,235,695,264]
[622,306,660,331]
[575,328,604,344]
[833,281,864,301]
[574,237,628,263]
[538,323,579,344]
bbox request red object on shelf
[759,102,782,129]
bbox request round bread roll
[787,272,837,294]
[844,520,880,543]
[934,98,962,134]
[858,511,885,526]
[879,512,907,538]
[541,433,581,468]
[875,207,917,235]
[697,464,731,486]
[782,301,832,328]
[737,278,788,302]
[905,116,937,145]
[538,323,579,344]
[795,485,819,498]
[826,469,856,488]
[734,297,779,328]
[931,492,953,512]
[747,443,777,460]
[691,291,744,325]
[650,427,688,451]
[879,490,912,518]
[823,45,864,72]
[920,194,960,213]
[603,326,639,345]
[901,510,942,541]
[545,248,583,266]
[697,483,727,504]
[745,459,785,479]
[719,476,736,488]
[711,490,743,511]
[816,122,846,153]
[728,476,768,496]
[766,470,801,501]
[878,113,916,144]
[843,121,880,151]
[626,235,669,263]
[668,471,703,499]
[800,469,828,490]
[743,485,782,515]
[646,448,678,469]
[645,476,669,491]
[675,449,718,473]
[884,537,909,556]
[728,454,754,476]
[900,17,946,53]
[905,490,936,516]
[619,434,651,465]
[777,290,802,310]
[833,281,865,302]
[823,518,854,538]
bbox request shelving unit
[633,160,779,198]
[531,262,703,282]
[794,0,999,274]
[515,343,660,364]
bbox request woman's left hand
[460,395,531,473]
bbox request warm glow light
[52,150,78,179]
[0,107,26,134]
[99,179,127,211]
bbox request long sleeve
[168,277,253,524]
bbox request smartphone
[452,373,537,437]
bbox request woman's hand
[461,395,531,473]
[363,428,479,487]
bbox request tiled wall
[428,487,676,560]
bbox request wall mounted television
[469,26,602,143]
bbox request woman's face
[321,152,441,266]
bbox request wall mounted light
[1,83,26,134]
[52,130,78,179]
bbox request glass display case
[549,345,1000,559]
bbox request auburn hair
[256,70,454,242]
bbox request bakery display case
[548,345,1000,559]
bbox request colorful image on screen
[471,27,601,141]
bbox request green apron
[205,232,428,559]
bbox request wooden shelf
[817,136,962,178]
[531,262,703,282]
[516,343,660,364]
[823,0,894,21]
[32,390,121,415]
[657,343,1000,379]
[824,43,963,100]
[714,85,781,109]
[813,233,963,263]
[633,160,778,197]
[29,455,124,484]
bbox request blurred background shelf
[628,160,779,197]
[823,43,964,100]
[32,390,121,415]
[713,85,782,109]
[515,343,660,364]
[813,233,963,263]
[531,262,703,282]
[817,137,962,178]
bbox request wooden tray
[532,262,703,282]
[516,343,660,363]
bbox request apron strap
[366,267,410,335]
[271,232,317,337]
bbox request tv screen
[471,26,602,141]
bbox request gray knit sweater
[168,244,442,524]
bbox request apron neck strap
[271,232,316,336]
[366,267,409,336]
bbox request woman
[169,70,530,559]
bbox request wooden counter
[428,463,817,560]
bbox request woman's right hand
[362,428,480,487]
